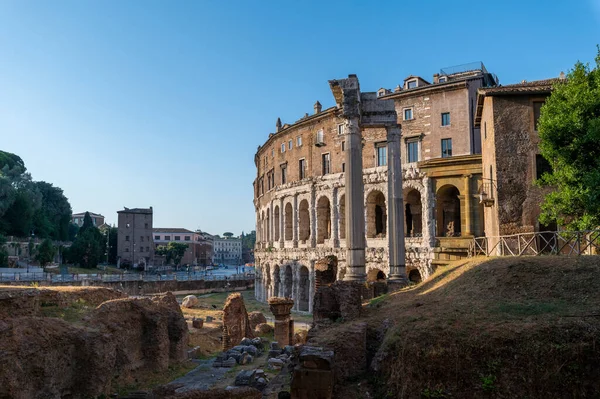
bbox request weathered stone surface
[248,311,267,330]
[182,295,200,308]
[293,329,308,345]
[0,292,188,399]
[234,369,255,386]
[222,293,254,351]
[205,316,214,322]
[192,318,203,329]
[268,358,285,369]
[299,347,334,370]
[255,322,273,335]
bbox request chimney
[276,118,282,132]
[559,71,566,80]
[394,85,401,92]
[433,73,440,84]
[314,101,322,114]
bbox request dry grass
[319,256,600,398]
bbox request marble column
[344,117,366,281]
[386,124,408,283]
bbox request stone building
[117,207,154,269]
[475,78,559,245]
[71,212,106,228]
[253,63,499,312]
[213,236,242,265]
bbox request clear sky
[0,0,598,234]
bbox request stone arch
[403,188,423,237]
[273,265,281,297]
[436,184,461,237]
[284,265,293,298]
[367,268,387,282]
[316,196,331,244]
[266,209,271,243]
[284,202,293,241]
[260,211,265,243]
[366,190,387,238]
[339,194,346,240]
[274,205,280,242]
[409,268,422,283]
[298,266,310,311]
[315,255,338,288]
[298,199,310,242]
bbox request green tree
[0,235,8,268]
[223,232,234,238]
[69,228,102,268]
[156,242,188,266]
[106,226,118,264]
[79,211,94,235]
[35,239,55,266]
[3,191,34,237]
[538,49,600,230]
[32,181,72,240]
[68,223,79,241]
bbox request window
[533,101,544,131]
[404,108,413,120]
[341,141,345,151]
[484,121,487,140]
[441,138,452,158]
[536,154,551,180]
[376,143,387,166]
[139,247,144,253]
[140,236,144,242]
[407,80,417,89]
[146,247,149,252]
[297,136,302,147]
[288,140,293,150]
[322,153,330,175]
[184,236,191,241]
[144,223,148,229]
[125,248,129,252]
[441,112,451,126]
[342,162,345,172]
[439,77,447,83]
[281,143,285,153]
[174,236,181,241]
[337,124,344,135]
[316,129,324,145]
[154,235,160,240]
[299,159,306,179]
[281,165,287,184]
[164,236,170,241]
[125,235,130,241]
[407,139,419,163]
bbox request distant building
[72,212,106,228]
[152,228,215,266]
[213,237,242,265]
[117,207,154,268]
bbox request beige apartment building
[153,228,214,266]
[72,212,106,229]
[253,63,499,311]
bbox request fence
[470,230,600,257]
[0,271,255,283]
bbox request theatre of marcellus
[253,62,559,312]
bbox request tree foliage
[538,49,600,230]
[0,235,7,268]
[68,227,103,268]
[156,242,188,266]
[35,239,55,266]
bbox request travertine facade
[254,64,497,311]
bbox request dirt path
[165,359,231,393]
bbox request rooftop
[72,212,104,218]
[117,207,153,214]
[153,228,194,234]
[477,78,559,96]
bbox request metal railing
[0,271,255,283]
[470,230,600,257]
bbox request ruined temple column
[269,297,294,346]
[386,124,408,283]
[343,117,367,281]
[463,174,473,236]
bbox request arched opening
[315,256,337,288]
[299,199,310,242]
[367,268,387,282]
[260,212,265,243]
[298,266,310,311]
[436,185,461,237]
[273,265,281,297]
[339,194,346,240]
[265,264,271,299]
[404,189,423,237]
[284,203,293,241]
[316,196,331,244]
[366,191,387,238]
[274,206,280,242]
[284,265,293,298]
[409,269,422,284]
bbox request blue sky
[0,0,598,234]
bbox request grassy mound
[323,256,600,398]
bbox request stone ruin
[221,293,254,351]
[268,297,294,346]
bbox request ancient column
[332,187,339,248]
[279,197,285,248]
[268,297,294,346]
[308,261,315,313]
[386,124,408,284]
[463,174,472,236]
[310,184,317,248]
[293,194,299,248]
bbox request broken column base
[313,281,362,324]
[291,346,334,399]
